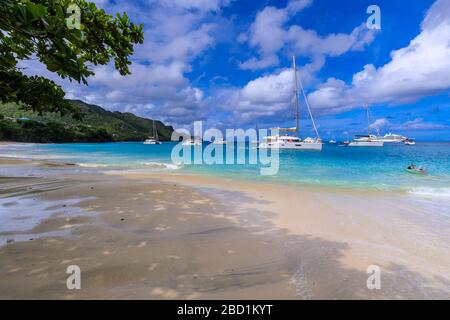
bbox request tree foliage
[0,0,144,119]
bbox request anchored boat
[259,56,322,151]
[348,105,384,147]
[144,120,162,144]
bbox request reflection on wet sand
[0,159,450,299]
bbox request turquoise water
[1,142,449,195]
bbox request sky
[20,0,450,140]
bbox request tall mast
[293,56,299,135]
[297,60,320,139]
[366,104,370,136]
[152,119,158,140]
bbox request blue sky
[21,0,450,140]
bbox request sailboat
[348,105,384,147]
[182,137,202,146]
[328,132,337,144]
[144,120,162,145]
[259,56,322,151]
[212,138,227,145]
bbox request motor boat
[348,135,384,147]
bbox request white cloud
[245,6,288,61]
[240,68,294,106]
[239,1,376,71]
[214,67,302,126]
[286,0,313,15]
[400,118,447,130]
[135,21,217,63]
[308,0,450,113]
[369,118,389,130]
[287,23,375,58]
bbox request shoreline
[1,141,450,196]
[0,153,421,196]
[0,157,450,299]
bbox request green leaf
[26,3,47,20]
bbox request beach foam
[139,161,181,170]
[408,187,450,199]
[78,163,109,168]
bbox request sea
[1,141,449,198]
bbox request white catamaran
[144,120,162,144]
[348,105,384,147]
[259,56,322,151]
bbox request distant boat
[259,56,322,151]
[348,135,384,147]
[328,131,337,144]
[144,120,162,145]
[212,138,227,145]
[377,133,408,143]
[404,138,416,145]
[143,138,161,145]
[348,105,384,147]
[182,138,202,146]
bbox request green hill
[0,100,174,143]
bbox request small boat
[212,138,227,145]
[404,139,416,145]
[338,141,350,147]
[406,164,426,174]
[144,120,162,144]
[329,140,337,144]
[182,139,202,146]
[143,138,161,145]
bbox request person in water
[407,164,426,173]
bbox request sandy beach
[0,157,449,299]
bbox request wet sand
[0,158,449,299]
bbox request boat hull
[182,142,202,146]
[348,141,384,147]
[379,139,405,143]
[144,140,161,145]
[258,141,323,150]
